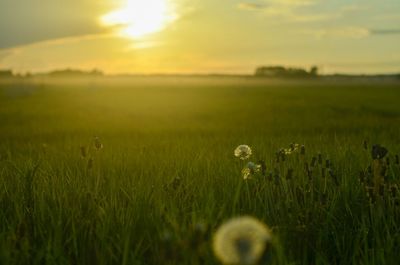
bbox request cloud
[303,27,370,39]
[322,60,400,74]
[237,3,269,11]
[340,4,368,13]
[0,50,17,62]
[370,29,400,35]
[303,26,400,39]
[237,0,317,11]
[237,0,338,22]
[1,33,113,55]
[373,14,400,22]
[0,0,111,49]
[237,1,368,23]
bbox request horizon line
[1,67,400,77]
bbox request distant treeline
[47,69,103,77]
[1,67,399,80]
[0,70,13,78]
[254,66,319,78]
[0,69,103,78]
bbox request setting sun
[101,0,177,39]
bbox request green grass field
[0,76,399,264]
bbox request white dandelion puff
[234,145,252,160]
[213,216,272,265]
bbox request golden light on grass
[101,0,177,39]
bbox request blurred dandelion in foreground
[234,145,252,160]
[213,216,272,265]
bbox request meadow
[0,76,399,264]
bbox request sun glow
[101,0,177,39]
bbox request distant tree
[310,66,319,76]
[0,69,13,78]
[254,65,318,78]
[48,68,104,77]
[255,66,287,77]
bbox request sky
[0,0,399,74]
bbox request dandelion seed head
[234,145,252,160]
[94,136,104,150]
[242,168,252,180]
[213,216,272,265]
[247,162,257,171]
[290,143,299,151]
[242,162,261,180]
[283,148,292,155]
[282,143,300,155]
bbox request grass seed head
[274,168,280,184]
[87,158,93,170]
[258,160,267,176]
[325,159,331,168]
[278,149,286,162]
[390,184,398,198]
[190,222,208,249]
[300,145,306,155]
[286,168,293,180]
[171,177,182,189]
[328,169,338,185]
[363,140,368,150]
[359,171,365,184]
[304,162,309,172]
[318,153,323,165]
[311,157,317,167]
[379,184,385,197]
[371,144,388,160]
[80,146,87,158]
[267,171,273,181]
